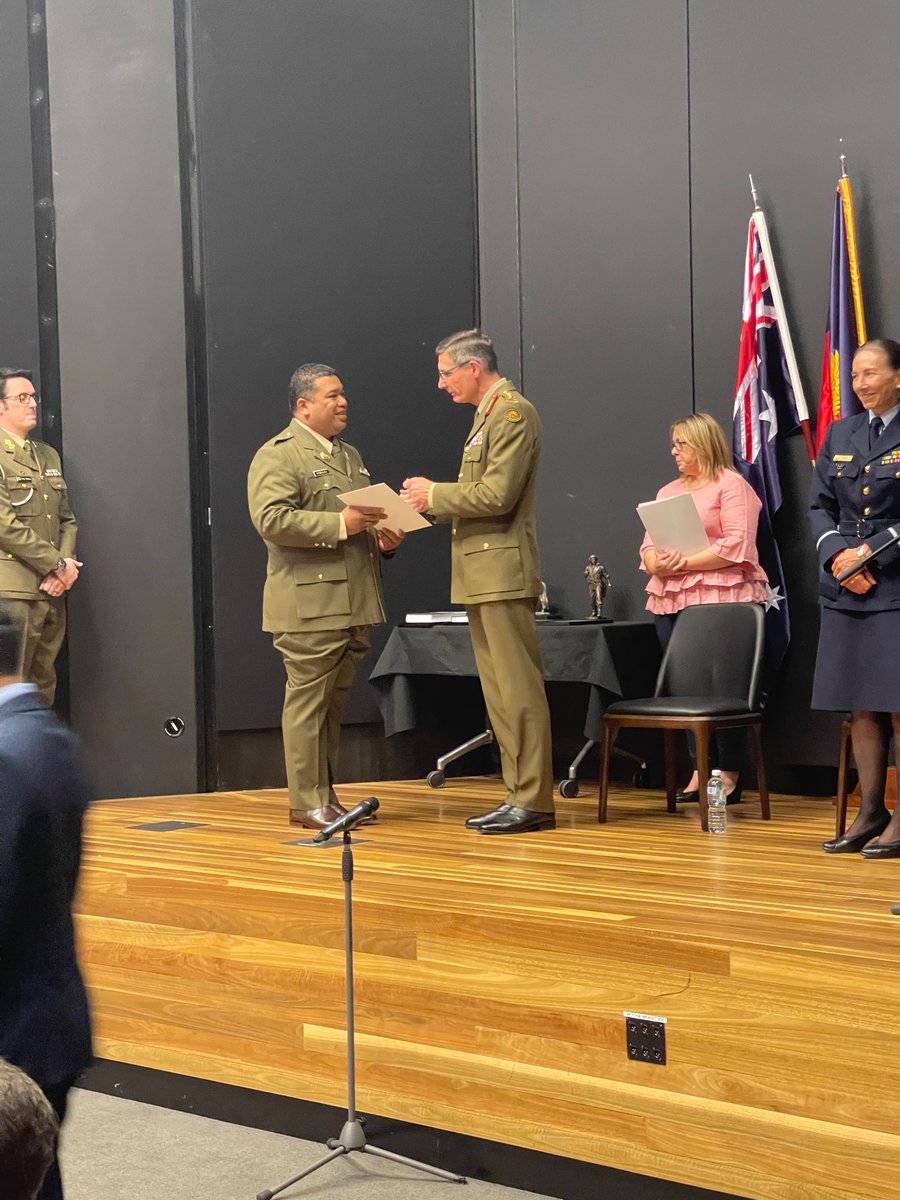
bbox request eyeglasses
[437,362,472,380]
[2,392,39,407]
[671,438,690,449]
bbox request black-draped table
[369,620,661,751]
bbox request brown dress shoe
[289,805,343,830]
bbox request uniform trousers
[466,598,554,813]
[3,597,65,707]
[273,626,371,812]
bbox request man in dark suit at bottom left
[0,607,92,1200]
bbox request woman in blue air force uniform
[809,338,900,857]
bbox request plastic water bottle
[707,770,727,834]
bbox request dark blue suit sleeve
[809,424,851,570]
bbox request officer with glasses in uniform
[0,368,80,706]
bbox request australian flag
[733,215,804,679]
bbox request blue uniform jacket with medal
[0,435,77,598]
[431,382,542,606]
[809,412,900,611]
[247,421,386,633]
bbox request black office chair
[597,603,770,832]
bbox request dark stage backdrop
[0,0,40,378]
[473,0,900,774]
[185,0,477,738]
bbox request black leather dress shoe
[478,806,556,835]
[822,815,890,854]
[860,838,900,859]
[465,804,511,829]
[289,805,343,830]
[675,789,699,803]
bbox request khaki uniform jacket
[431,382,543,605]
[247,421,386,633]
[0,436,77,599]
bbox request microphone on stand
[312,796,380,843]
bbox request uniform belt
[838,518,894,539]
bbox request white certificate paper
[338,482,432,533]
[637,492,710,556]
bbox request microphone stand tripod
[257,821,467,1198]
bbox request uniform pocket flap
[462,531,518,555]
[293,560,347,586]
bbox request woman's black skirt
[812,606,900,712]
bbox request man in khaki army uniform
[248,364,402,830]
[402,330,554,834]
[0,368,80,706]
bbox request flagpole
[748,183,816,464]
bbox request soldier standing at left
[0,368,80,706]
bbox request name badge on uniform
[313,469,331,477]
[14,475,32,483]
[833,454,853,462]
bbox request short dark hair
[0,1059,58,1200]
[0,607,22,677]
[288,364,338,412]
[0,369,33,401]
[856,338,900,371]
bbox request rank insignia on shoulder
[833,454,853,462]
[313,469,331,477]
[3,439,14,452]
[505,408,522,423]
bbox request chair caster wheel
[558,778,579,799]
[426,770,445,788]
[326,1139,339,1150]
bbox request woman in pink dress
[640,413,768,802]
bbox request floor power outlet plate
[624,1010,667,1065]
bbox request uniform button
[369,552,374,559]
[863,506,871,516]
[863,486,871,496]
[43,494,49,500]
[5,554,11,559]
[317,572,324,579]
[483,541,490,549]
[864,464,871,474]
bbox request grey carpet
[60,1089,557,1200]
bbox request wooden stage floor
[76,779,900,1200]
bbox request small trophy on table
[584,555,612,621]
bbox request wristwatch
[856,545,868,559]
[56,558,66,571]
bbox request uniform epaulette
[498,389,520,405]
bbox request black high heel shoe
[675,788,699,803]
[823,813,890,854]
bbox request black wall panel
[477,0,694,622]
[0,0,40,372]
[188,0,477,731]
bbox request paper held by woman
[637,492,711,557]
